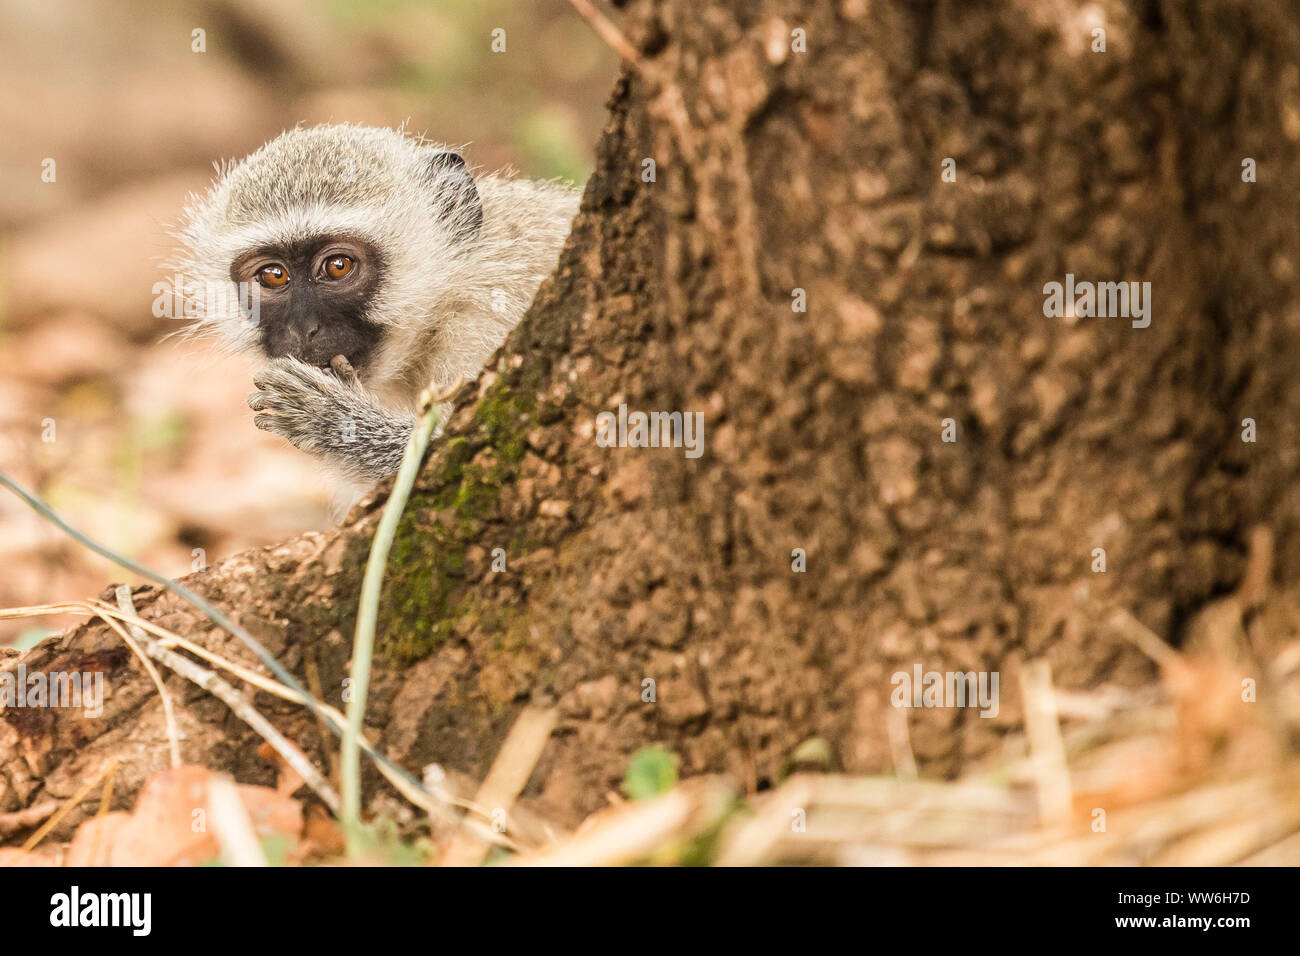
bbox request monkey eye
[322,255,355,280]
[256,264,289,288]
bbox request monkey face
[231,235,385,373]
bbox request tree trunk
[5,0,1300,836]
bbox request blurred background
[0,0,617,644]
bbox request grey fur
[170,123,579,493]
[248,358,418,484]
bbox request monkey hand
[248,358,416,483]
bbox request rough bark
[5,0,1300,837]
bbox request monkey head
[172,124,483,382]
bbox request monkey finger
[253,413,290,435]
[329,354,359,384]
[259,358,332,395]
[253,367,296,392]
[248,388,293,414]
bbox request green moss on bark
[368,375,540,662]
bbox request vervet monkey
[172,124,578,496]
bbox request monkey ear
[423,150,483,241]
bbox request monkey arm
[248,358,416,484]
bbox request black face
[231,235,385,371]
